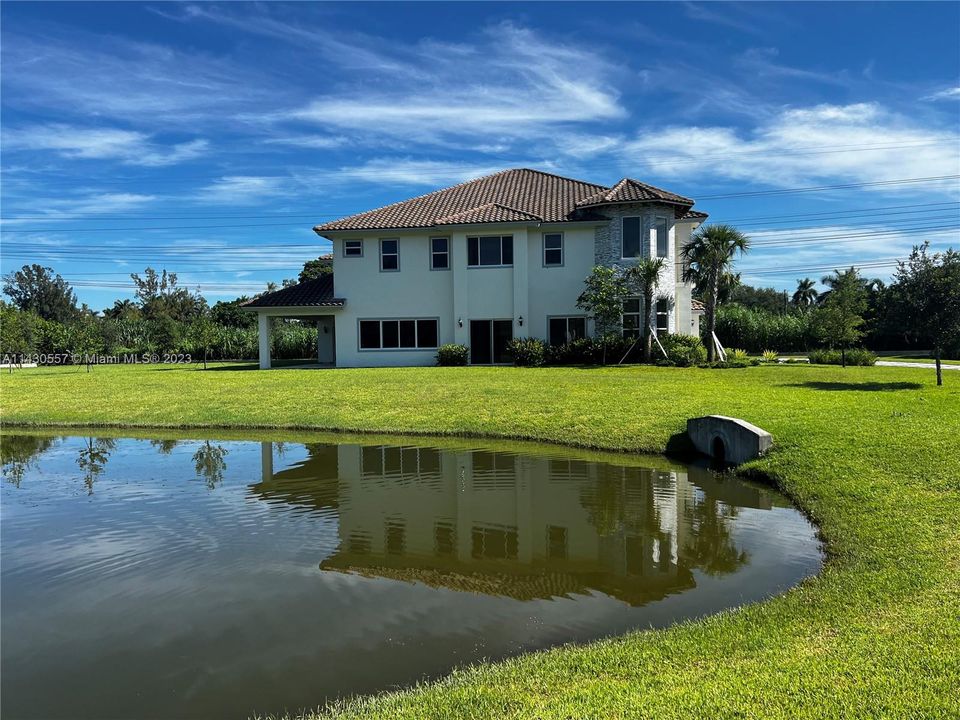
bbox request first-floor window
[656,299,670,333]
[380,239,399,271]
[622,297,641,338]
[359,318,439,350]
[548,316,586,346]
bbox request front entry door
[469,320,513,364]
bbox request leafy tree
[188,315,218,369]
[70,316,104,372]
[577,266,628,363]
[889,243,960,386]
[0,303,38,366]
[624,257,666,362]
[681,224,751,361]
[130,268,206,322]
[299,255,333,282]
[2,264,77,323]
[210,298,256,329]
[726,282,788,314]
[815,267,867,368]
[792,278,819,309]
[193,441,229,489]
[103,299,141,320]
[77,437,114,495]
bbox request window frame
[357,317,440,351]
[342,239,363,258]
[621,216,643,260]
[467,235,514,268]
[547,315,587,346]
[430,236,450,271]
[542,232,564,267]
[655,217,669,258]
[655,298,670,333]
[622,297,642,339]
[379,238,400,272]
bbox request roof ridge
[512,167,609,192]
[622,177,694,204]
[489,202,544,220]
[312,168,519,231]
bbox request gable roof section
[315,168,609,233]
[576,178,694,212]
[681,209,709,220]
[242,274,344,309]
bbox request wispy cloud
[197,176,289,205]
[624,103,960,190]
[682,3,764,35]
[328,159,510,187]
[281,22,624,146]
[2,124,208,166]
[923,86,960,101]
[0,192,157,226]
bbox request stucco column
[260,441,273,483]
[512,227,529,339]
[258,313,272,370]
[451,231,469,345]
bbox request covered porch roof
[242,274,344,311]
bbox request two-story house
[245,168,707,368]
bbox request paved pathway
[875,360,960,370]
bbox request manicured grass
[2,363,959,719]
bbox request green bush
[506,337,546,367]
[762,349,779,363]
[545,336,639,365]
[808,348,877,366]
[660,334,707,367]
[436,343,469,366]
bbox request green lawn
[2,363,959,719]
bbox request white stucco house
[245,168,707,368]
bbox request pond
[0,431,822,720]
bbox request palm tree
[624,257,666,362]
[681,224,751,361]
[103,299,140,320]
[792,278,818,309]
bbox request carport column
[258,313,272,370]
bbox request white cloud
[284,22,624,145]
[624,103,960,190]
[197,176,288,205]
[0,192,157,226]
[2,124,208,166]
[328,159,511,187]
[923,86,960,101]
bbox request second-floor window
[430,237,449,270]
[343,240,363,257]
[467,235,513,267]
[543,233,563,266]
[380,239,399,271]
[656,218,669,258]
[622,217,642,259]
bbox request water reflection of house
[253,442,776,606]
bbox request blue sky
[2,1,958,310]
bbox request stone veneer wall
[593,202,679,333]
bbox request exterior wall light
[458,317,463,328]
[518,315,524,327]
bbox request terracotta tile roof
[576,178,694,212]
[691,299,706,312]
[681,209,709,220]
[314,168,695,233]
[242,274,344,308]
[435,202,544,225]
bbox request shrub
[506,337,546,367]
[714,305,816,353]
[762,349,779,363]
[436,343,468,366]
[808,348,877,366]
[728,348,750,362]
[544,336,639,365]
[660,334,707,367]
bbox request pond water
[0,432,822,720]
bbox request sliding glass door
[469,320,513,364]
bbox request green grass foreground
[2,363,959,719]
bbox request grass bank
[2,363,959,718]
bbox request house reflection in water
[253,441,775,606]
